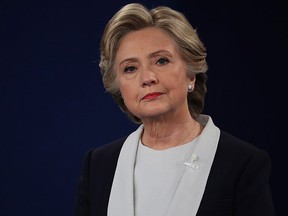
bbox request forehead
[116,27,178,57]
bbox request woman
[73,3,275,216]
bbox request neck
[141,115,203,150]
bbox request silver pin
[184,154,199,169]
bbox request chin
[138,109,171,120]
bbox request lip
[142,92,163,100]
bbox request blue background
[1,0,286,215]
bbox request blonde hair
[99,3,208,123]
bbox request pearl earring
[188,84,193,92]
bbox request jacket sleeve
[72,149,93,216]
[234,149,275,216]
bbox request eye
[124,65,137,73]
[156,57,169,65]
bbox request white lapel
[107,125,143,216]
[166,115,220,216]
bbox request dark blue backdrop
[1,0,286,215]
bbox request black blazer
[73,131,275,216]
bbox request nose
[141,66,158,87]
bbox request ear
[189,74,196,85]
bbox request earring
[188,84,193,92]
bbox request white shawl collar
[108,114,220,216]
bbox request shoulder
[214,130,272,176]
[92,136,127,155]
[78,136,127,183]
[199,132,275,215]
[204,130,272,193]
[73,136,128,215]
[85,136,127,164]
[218,130,270,159]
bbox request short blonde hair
[99,3,208,123]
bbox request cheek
[118,80,138,102]
[161,73,187,91]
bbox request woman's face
[115,27,194,121]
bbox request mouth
[142,92,163,100]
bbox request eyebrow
[149,50,173,58]
[119,57,138,67]
[119,50,173,66]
